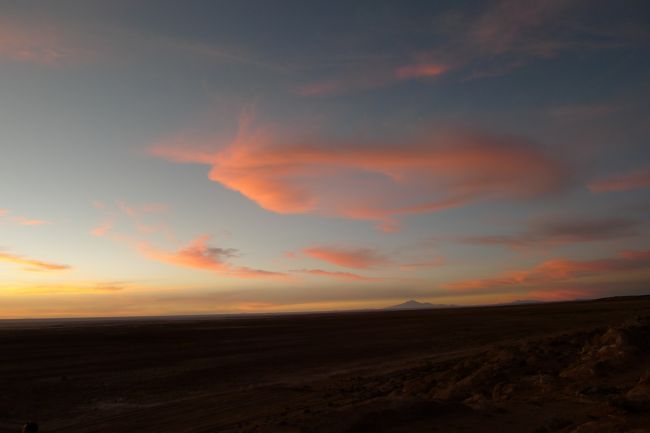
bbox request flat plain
[1,295,650,433]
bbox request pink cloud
[295,244,443,272]
[294,0,600,95]
[303,246,389,269]
[468,0,574,57]
[0,18,87,66]
[395,63,448,79]
[118,201,168,217]
[11,216,51,226]
[587,165,650,193]
[150,115,569,229]
[295,62,448,97]
[0,251,70,272]
[294,80,342,97]
[0,209,51,226]
[461,217,639,249]
[443,250,650,293]
[93,201,173,238]
[91,220,114,237]
[399,258,444,270]
[137,235,288,279]
[294,268,377,281]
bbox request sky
[1,0,649,318]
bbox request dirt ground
[1,295,650,433]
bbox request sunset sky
[1,0,649,318]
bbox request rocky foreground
[247,316,650,433]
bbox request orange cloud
[137,235,287,279]
[443,250,650,293]
[395,63,448,79]
[151,115,569,229]
[587,165,650,193]
[0,251,70,272]
[11,216,51,226]
[296,244,443,272]
[303,246,389,269]
[0,209,51,226]
[91,219,114,237]
[294,268,377,281]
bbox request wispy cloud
[91,200,172,238]
[91,219,114,237]
[398,258,444,271]
[588,165,650,193]
[442,250,650,294]
[298,245,443,271]
[461,217,639,249]
[10,216,51,226]
[0,209,51,226]
[138,235,287,279]
[293,268,378,281]
[91,200,285,279]
[151,113,570,229]
[294,0,630,95]
[0,18,90,66]
[302,246,389,269]
[394,63,449,80]
[0,251,70,272]
[295,62,449,97]
[117,201,168,217]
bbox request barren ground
[1,295,650,433]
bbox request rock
[625,369,650,408]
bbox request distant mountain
[503,299,544,306]
[385,300,454,311]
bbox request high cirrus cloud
[295,62,449,97]
[150,115,570,230]
[587,165,650,193]
[0,18,88,65]
[137,234,287,279]
[0,251,70,272]
[295,0,624,95]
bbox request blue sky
[1,0,649,317]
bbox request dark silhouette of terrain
[1,295,650,432]
[385,300,454,310]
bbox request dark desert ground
[2,295,650,433]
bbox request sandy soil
[1,295,650,433]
